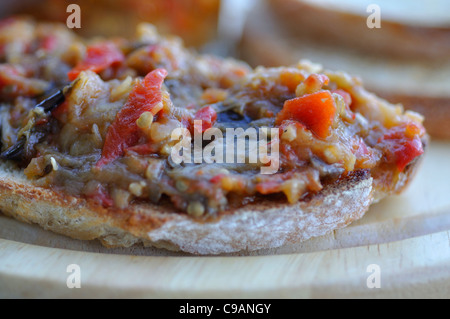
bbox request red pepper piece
[96,68,168,168]
[193,105,217,133]
[276,91,336,139]
[124,143,160,156]
[68,42,125,81]
[394,138,424,172]
[380,122,425,172]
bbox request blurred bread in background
[241,0,450,139]
[0,0,220,48]
[268,0,450,60]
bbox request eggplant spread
[0,18,427,216]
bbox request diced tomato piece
[96,68,168,168]
[193,105,217,133]
[68,42,125,81]
[386,138,424,172]
[380,122,425,172]
[276,91,336,139]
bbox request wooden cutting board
[1,140,450,298]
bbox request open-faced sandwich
[0,18,427,254]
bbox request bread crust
[268,0,450,61]
[0,147,425,255]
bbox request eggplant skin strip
[38,89,66,113]
[0,88,67,162]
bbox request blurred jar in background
[0,0,221,48]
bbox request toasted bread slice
[0,156,425,255]
[0,18,428,255]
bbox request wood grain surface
[1,141,450,298]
